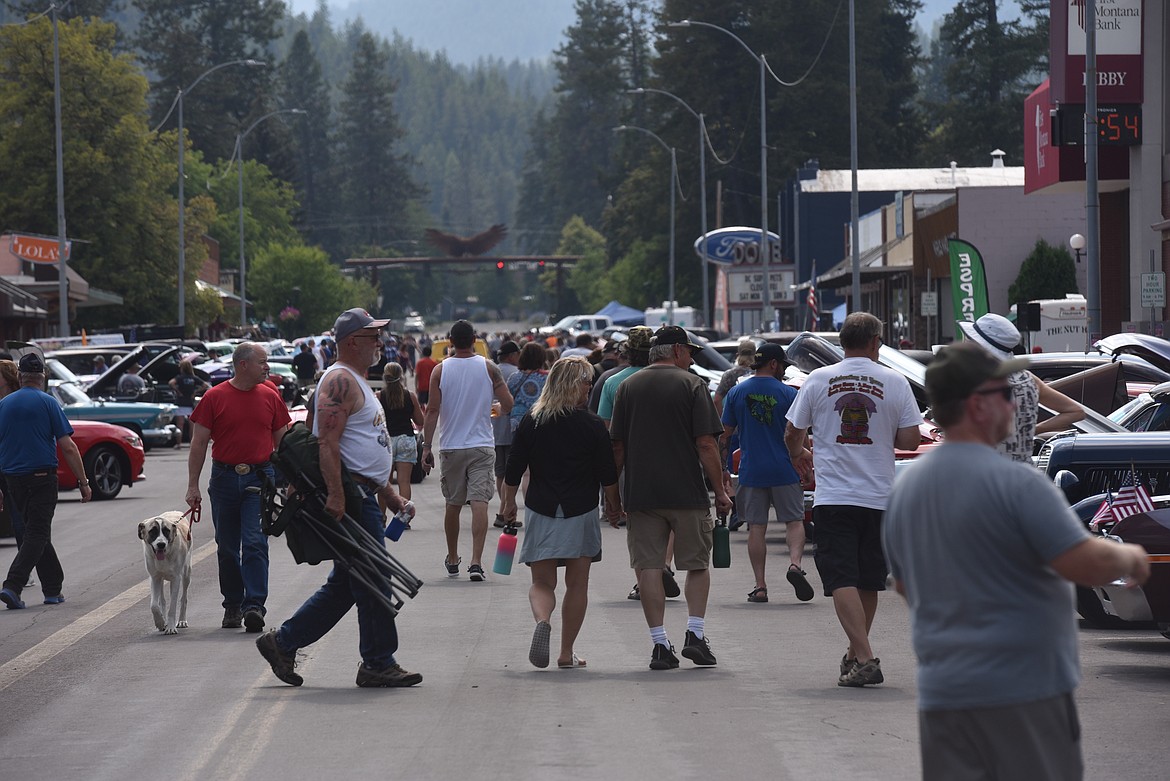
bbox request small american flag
[1090,470,1154,531]
[807,283,818,330]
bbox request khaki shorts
[439,447,495,505]
[626,507,713,571]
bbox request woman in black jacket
[501,356,621,669]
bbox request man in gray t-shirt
[883,343,1148,781]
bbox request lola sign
[693,226,781,266]
[10,233,71,263]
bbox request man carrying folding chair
[256,308,422,688]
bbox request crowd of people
[2,307,1152,780]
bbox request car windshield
[54,382,91,405]
[550,316,580,330]
[45,358,83,384]
[1109,394,1151,424]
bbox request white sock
[650,626,669,647]
[687,616,705,639]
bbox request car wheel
[1076,585,1140,629]
[84,445,125,500]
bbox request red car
[0,420,144,538]
[60,419,146,501]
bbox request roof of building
[800,166,1025,194]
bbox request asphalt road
[1,445,1167,780]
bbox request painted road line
[0,541,218,692]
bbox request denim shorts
[391,434,418,464]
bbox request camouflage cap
[624,326,653,352]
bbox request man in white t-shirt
[784,312,921,688]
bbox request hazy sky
[284,1,1026,60]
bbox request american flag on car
[1090,469,1155,532]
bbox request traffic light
[537,260,545,268]
[495,260,505,273]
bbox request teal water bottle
[492,524,519,575]
[712,514,731,568]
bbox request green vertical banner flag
[948,238,989,325]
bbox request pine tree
[279,29,339,259]
[335,31,424,256]
[922,0,1046,166]
[133,0,283,163]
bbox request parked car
[1064,490,1163,628]
[63,419,147,500]
[86,344,210,405]
[404,312,425,333]
[45,346,136,387]
[1110,381,1170,432]
[0,418,145,535]
[787,331,1126,451]
[1037,431,1170,505]
[1094,509,1170,638]
[1026,351,1170,387]
[1095,333,1170,374]
[538,314,614,337]
[49,380,180,450]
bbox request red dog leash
[181,505,201,541]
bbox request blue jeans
[276,491,400,669]
[2,471,63,597]
[208,464,271,613]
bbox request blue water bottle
[385,501,414,542]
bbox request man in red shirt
[415,348,437,409]
[186,342,291,633]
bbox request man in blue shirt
[0,353,92,609]
[721,343,811,604]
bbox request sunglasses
[973,385,1013,402]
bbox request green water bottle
[712,514,731,568]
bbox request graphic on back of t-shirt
[828,372,886,445]
[747,393,778,426]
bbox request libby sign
[10,233,71,263]
[693,226,781,266]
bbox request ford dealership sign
[694,226,781,266]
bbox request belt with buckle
[351,473,383,491]
[213,460,270,475]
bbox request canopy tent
[595,300,644,327]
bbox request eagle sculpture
[424,223,508,257]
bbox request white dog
[137,511,192,635]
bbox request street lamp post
[669,19,771,331]
[159,59,265,330]
[236,108,307,329]
[615,125,678,325]
[51,3,68,337]
[628,87,710,327]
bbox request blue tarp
[595,300,645,326]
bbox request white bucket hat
[956,313,1020,361]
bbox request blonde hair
[380,362,405,409]
[530,356,591,425]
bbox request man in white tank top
[257,308,422,689]
[421,320,513,581]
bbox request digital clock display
[1054,104,1141,146]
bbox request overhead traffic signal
[496,260,505,272]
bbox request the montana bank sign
[1053,0,1143,104]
